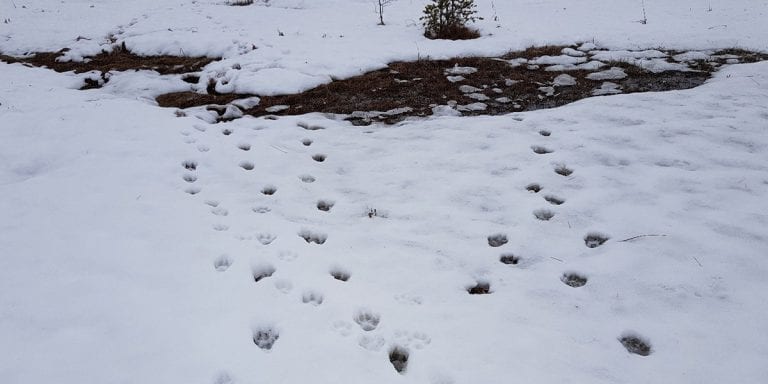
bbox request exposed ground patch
[0,45,217,90]
[150,46,766,124]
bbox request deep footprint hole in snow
[619,334,652,356]
[252,264,276,282]
[253,327,279,350]
[584,232,610,248]
[299,230,327,244]
[467,281,492,295]
[261,185,277,195]
[316,200,334,212]
[487,233,508,247]
[240,161,254,170]
[554,164,574,176]
[389,346,409,374]
[330,267,350,281]
[561,272,587,287]
[500,253,520,265]
[544,195,565,205]
[526,183,542,193]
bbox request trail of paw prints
[181,160,201,195]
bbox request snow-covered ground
[1,1,768,383]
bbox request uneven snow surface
[2,1,768,384]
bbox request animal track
[358,335,385,351]
[261,185,277,195]
[182,160,197,170]
[584,232,610,248]
[299,174,316,183]
[301,291,324,305]
[539,130,552,136]
[252,206,271,213]
[312,154,327,162]
[212,224,229,231]
[526,183,542,193]
[237,143,251,151]
[354,310,381,331]
[277,250,298,262]
[221,128,233,136]
[316,200,334,212]
[619,333,652,356]
[332,320,354,337]
[533,209,555,221]
[389,346,409,374]
[297,122,325,130]
[299,230,327,244]
[394,330,432,350]
[211,207,228,216]
[257,233,276,245]
[240,161,254,170]
[467,281,492,295]
[274,279,293,293]
[487,234,508,247]
[205,200,220,207]
[185,187,201,195]
[561,273,587,287]
[301,138,313,146]
[544,195,565,205]
[213,255,232,271]
[531,145,553,154]
[197,145,210,152]
[330,267,350,281]
[554,164,574,176]
[499,253,519,265]
[252,264,276,282]
[252,327,279,350]
[182,174,197,183]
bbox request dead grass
[425,24,481,40]
[0,45,216,75]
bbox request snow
[2,1,768,384]
[592,81,623,95]
[553,74,577,87]
[586,67,628,81]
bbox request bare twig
[692,256,703,267]
[270,144,288,153]
[618,234,667,242]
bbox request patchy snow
[586,67,628,81]
[459,85,482,93]
[553,74,577,86]
[445,65,478,76]
[592,81,623,95]
[531,55,588,66]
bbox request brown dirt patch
[0,45,216,75]
[155,45,766,124]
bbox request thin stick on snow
[270,144,288,153]
[618,234,667,242]
[692,256,703,267]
